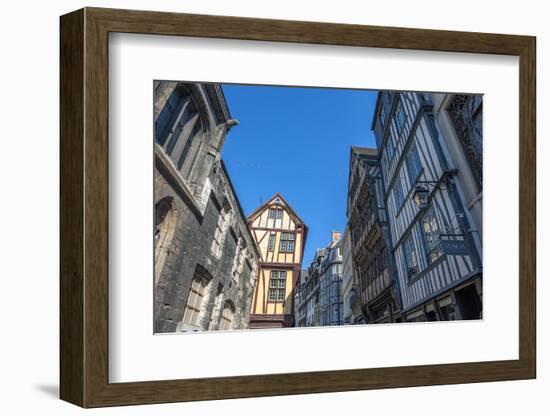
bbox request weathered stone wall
[153,81,258,333]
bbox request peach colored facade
[248,194,307,328]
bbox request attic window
[268,208,283,219]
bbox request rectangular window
[379,92,392,127]
[183,277,207,326]
[385,134,395,161]
[165,105,195,156]
[380,102,387,126]
[211,207,228,256]
[421,206,443,263]
[406,143,423,184]
[155,88,185,146]
[393,176,404,211]
[403,232,418,278]
[219,304,234,330]
[176,117,201,171]
[269,271,287,302]
[438,297,457,321]
[394,98,407,136]
[268,208,283,219]
[279,232,296,252]
[267,233,276,251]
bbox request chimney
[331,231,341,243]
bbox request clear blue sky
[221,84,378,265]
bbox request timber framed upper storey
[248,193,308,328]
[60,7,535,408]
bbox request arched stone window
[179,265,214,330]
[219,301,235,331]
[154,197,177,285]
[182,275,210,328]
[155,85,206,183]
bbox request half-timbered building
[372,91,483,322]
[347,147,402,323]
[153,81,260,333]
[247,193,308,328]
[341,226,363,324]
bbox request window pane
[165,109,192,156]
[386,135,395,161]
[395,99,407,134]
[394,176,404,209]
[187,309,196,325]
[182,307,191,324]
[177,118,202,171]
[194,293,203,309]
[422,207,442,262]
[404,233,418,277]
[268,234,276,251]
[407,143,422,183]
[187,290,197,307]
[155,89,184,145]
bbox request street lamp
[412,185,430,208]
[412,169,459,209]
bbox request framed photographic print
[60,7,536,408]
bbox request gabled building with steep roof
[247,193,308,328]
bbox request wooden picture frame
[60,7,536,408]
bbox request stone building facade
[153,81,260,333]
